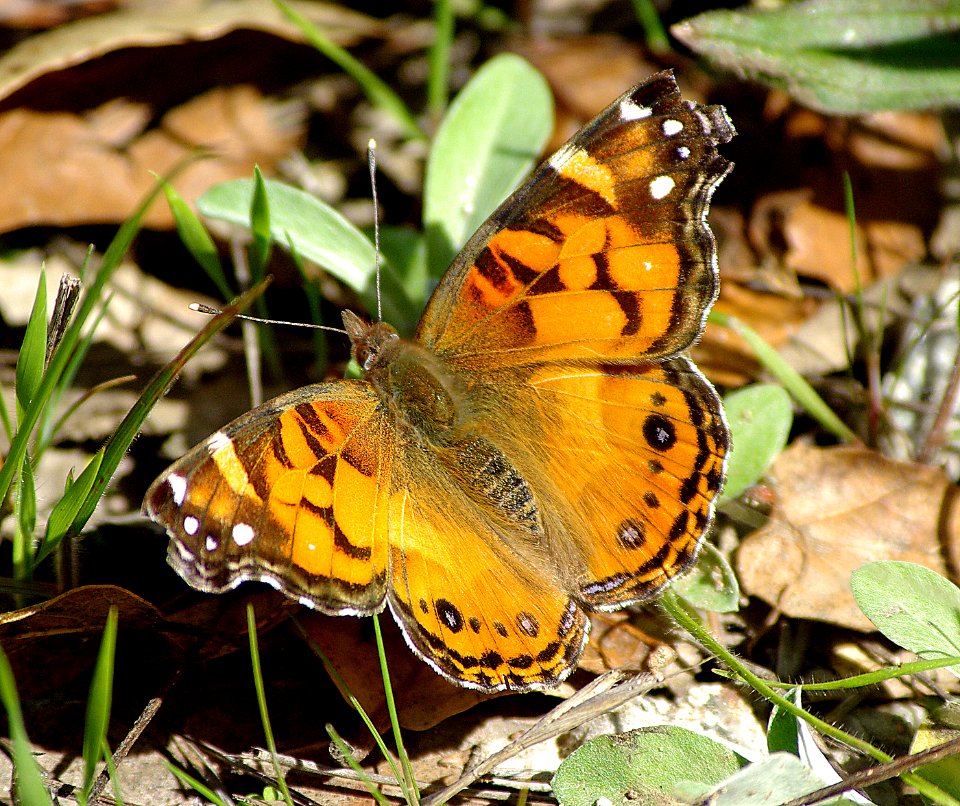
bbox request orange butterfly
[145,70,734,692]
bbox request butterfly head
[341,309,399,373]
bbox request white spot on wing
[183,515,199,536]
[677,145,691,160]
[662,118,683,136]
[548,142,578,171]
[205,535,219,552]
[232,522,255,546]
[207,430,231,453]
[650,175,675,200]
[167,474,187,506]
[620,99,652,121]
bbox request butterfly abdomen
[441,436,544,534]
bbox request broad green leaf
[720,384,793,503]
[674,0,960,113]
[673,542,740,613]
[424,53,552,277]
[851,561,960,677]
[910,703,960,799]
[199,179,418,333]
[552,726,744,806]
[693,753,864,805]
[15,270,48,419]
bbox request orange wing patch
[386,472,588,691]
[418,73,734,369]
[145,383,392,614]
[520,358,727,608]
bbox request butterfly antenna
[368,138,383,323]
[189,303,347,335]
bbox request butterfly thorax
[342,309,543,534]
[342,309,459,437]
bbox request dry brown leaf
[0,585,165,697]
[0,84,303,231]
[0,0,380,106]
[299,612,494,734]
[750,193,925,293]
[737,442,960,630]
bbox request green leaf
[851,561,960,677]
[694,753,862,805]
[423,53,552,278]
[199,179,418,333]
[552,726,745,806]
[164,183,231,299]
[673,542,740,613]
[0,168,167,510]
[272,0,422,141]
[712,312,857,443]
[426,0,454,117]
[0,643,53,805]
[40,449,104,558]
[373,225,428,305]
[16,457,37,548]
[249,165,272,275]
[15,270,48,419]
[673,0,960,113]
[720,384,793,503]
[81,607,118,803]
[911,703,960,798]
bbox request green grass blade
[372,614,418,802]
[249,165,272,276]
[711,311,858,443]
[327,724,392,806]
[290,618,408,794]
[426,0,454,117]
[0,175,167,508]
[38,449,103,564]
[163,182,231,299]
[166,763,229,805]
[630,0,671,55]
[15,269,48,419]
[14,458,37,577]
[246,604,294,806]
[66,280,271,536]
[0,642,53,805]
[272,0,423,141]
[81,606,118,804]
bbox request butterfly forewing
[417,71,734,370]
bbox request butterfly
[145,70,734,692]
